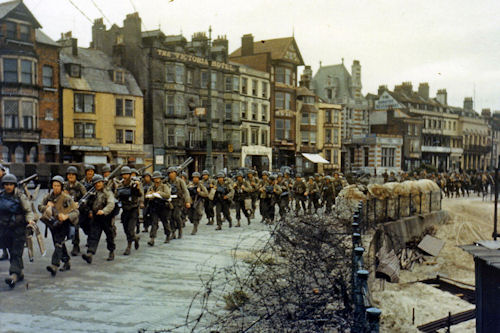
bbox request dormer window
[20,25,30,41]
[6,21,16,39]
[114,70,124,83]
[69,64,81,78]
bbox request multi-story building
[230,34,304,168]
[490,110,500,169]
[317,102,342,173]
[91,14,242,172]
[238,64,272,172]
[349,134,403,175]
[295,85,320,174]
[59,33,144,164]
[311,60,370,171]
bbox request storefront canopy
[302,153,329,164]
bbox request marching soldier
[0,174,35,288]
[306,176,320,213]
[201,170,216,225]
[187,172,209,234]
[332,173,343,197]
[180,171,189,227]
[64,166,87,256]
[277,173,290,220]
[322,176,336,214]
[39,176,79,276]
[115,166,142,255]
[283,170,294,211]
[0,163,8,261]
[166,167,192,239]
[292,174,307,216]
[141,172,154,233]
[214,172,234,230]
[82,175,116,264]
[258,171,270,223]
[233,172,253,227]
[81,164,95,191]
[146,171,171,246]
[246,170,260,219]
[259,174,282,224]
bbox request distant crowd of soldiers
[0,163,346,289]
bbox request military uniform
[115,175,143,255]
[187,179,208,234]
[141,176,154,232]
[306,178,320,213]
[259,177,282,223]
[64,179,87,256]
[146,181,171,245]
[246,172,260,217]
[321,178,335,214]
[0,184,34,288]
[201,173,215,224]
[292,178,307,215]
[39,188,79,274]
[167,175,191,239]
[277,176,290,220]
[232,177,253,226]
[214,176,234,230]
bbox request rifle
[26,223,46,261]
[18,173,38,186]
[79,163,125,206]
[137,163,153,174]
[176,157,194,173]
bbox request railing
[352,202,381,333]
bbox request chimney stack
[241,34,254,56]
[378,85,387,96]
[436,89,447,105]
[464,97,473,111]
[418,82,429,99]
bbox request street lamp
[205,26,214,175]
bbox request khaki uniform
[321,181,335,214]
[292,179,307,215]
[306,181,320,213]
[146,183,171,239]
[64,180,87,252]
[115,179,143,243]
[86,189,116,255]
[187,181,208,227]
[167,177,191,237]
[233,179,253,223]
[214,179,234,227]
[259,180,282,222]
[202,176,215,222]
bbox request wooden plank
[418,234,445,257]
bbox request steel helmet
[1,174,17,184]
[152,171,163,179]
[130,168,138,175]
[216,172,225,178]
[51,175,65,185]
[202,169,210,176]
[102,165,111,173]
[92,174,104,185]
[192,172,201,178]
[84,164,95,171]
[167,166,177,174]
[121,166,132,175]
[66,166,78,174]
[143,172,152,178]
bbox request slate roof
[35,29,59,47]
[0,0,41,28]
[312,64,353,101]
[60,47,142,97]
[230,36,304,65]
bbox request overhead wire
[67,0,93,23]
[90,0,111,24]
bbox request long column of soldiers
[1,162,354,288]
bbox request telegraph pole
[205,26,214,175]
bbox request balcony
[186,140,232,151]
[463,144,491,154]
[1,128,40,142]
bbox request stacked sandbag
[412,179,441,213]
[366,184,392,223]
[334,185,367,226]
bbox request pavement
[0,192,271,333]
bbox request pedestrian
[233,172,253,227]
[146,171,171,246]
[214,172,234,230]
[166,167,191,239]
[0,163,9,261]
[292,174,307,216]
[141,172,154,233]
[321,176,335,214]
[64,166,87,256]
[187,172,208,234]
[201,170,216,225]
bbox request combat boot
[107,251,115,261]
[206,218,214,225]
[228,219,232,228]
[60,261,71,272]
[191,224,198,235]
[148,238,155,246]
[247,217,251,225]
[5,273,23,289]
[178,227,183,239]
[0,249,8,260]
[82,253,93,264]
[236,220,241,227]
[46,265,58,276]
[134,236,140,250]
[215,225,222,230]
[123,242,132,255]
[164,235,170,243]
[71,245,80,256]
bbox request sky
[24,0,500,112]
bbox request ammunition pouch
[117,187,132,202]
[265,186,274,195]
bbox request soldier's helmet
[269,174,277,180]
[192,171,201,178]
[130,168,138,175]
[92,174,104,185]
[314,173,320,177]
[1,174,17,184]
[66,166,78,175]
[84,164,95,171]
[0,163,5,171]
[121,166,132,175]
[51,175,65,185]
[284,169,290,175]
[143,172,152,178]
[216,171,225,178]
[202,169,210,176]
[236,172,244,178]
[152,171,163,179]
[295,173,302,178]
[262,171,269,177]
[102,165,111,173]
[182,171,188,178]
[167,166,177,174]
[278,172,283,177]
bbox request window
[233,77,239,92]
[275,92,284,109]
[175,94,184,115]
[166,95,174,116]
[364,147,369,167]
[211,72,217,90]
[3,100,19,128]
[285,93,292,109]
[276,67,291,84]
[45,109,53,120]
[325,129,332,143]
[187,69,193,85]
[176,64,184,83]
[20,25,30,41]
[301,112,309,125]
[21,60,33,84]
[381,148,395,167]
[285,68,292,85]
[125,130,134,144]
[252,79,258,96]
[167,127,175,146]
[116,129,123,143]
[334,110,339,123]
[261,130,267,146]
[326,88,333,100]
[275,118,291,140]
[166,64,175,82]
[114,71,124,83]
[225,76,232,92]
[325,110,331,123]
[333,149,339,164]
[241,128,248,145]
[261,105,267,122]
[310,131,316,144]
[241,77,248,94]
[201,71,208,88]
[233,102,240,121]
[325,149,331,162]
[116,98,124,116]
[70,64,81,78]
[225,103,232,121]
[251,128,258,145]
[310,112,317,125]
[303,96,315,104]
[3,58,18,83]
[125,99,134,117]
[22,101,34,129]
[252,103,258,121]
[301,131,309,144]
[6,21,16,39]
[74,123,95,138]
[42,65,53,87]
[333,129,339,144]
[262,82,268,98]
[74,94,95,113]
[241,102,247,120]
[175,127,185,146]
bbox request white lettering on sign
[375,92,402,110]
[156,49,235,71]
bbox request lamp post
[205,26,214,175]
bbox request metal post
[366,307,382,333]
[494,162,499,240]
[429,191,432,213]
[419,192,422,214]
[205,26,214,175]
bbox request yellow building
[59,34,144,164]
[318,102,342,174]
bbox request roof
[230,36,304,65]
[59,47,142,97]
[35,29,59,47]
[461,242,500,270]
[296,86,316,97]
[0,0,41,28]
[142,30,165,39]
[312,64,354,101]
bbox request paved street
[0,198,270,333]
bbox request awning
[302,153,329,164]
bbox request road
[0,197,271,333]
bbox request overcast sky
[25,0,500,112]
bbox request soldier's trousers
[279,196,289,219]
[260,198,275,221]
[187,206,202,225]
[150,208,171,238]
[324,196,334,214]
[73,209,90,248]
[204,198,215,219]
[50,222,70,266]
[87,215,116,254]
[143,204,152,229]
[235,198,251,221]
[216,200,232,226]
[120,207,138,242]
[295,195,307,214]
[169,203,183,231]
[0,224,25,275]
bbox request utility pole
[205,26,214,175]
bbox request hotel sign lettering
[156,49,235,71]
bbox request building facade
[230,34,304,168]
[59,34,144,164]
[317,102,342,173]
[350,134,403,175]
